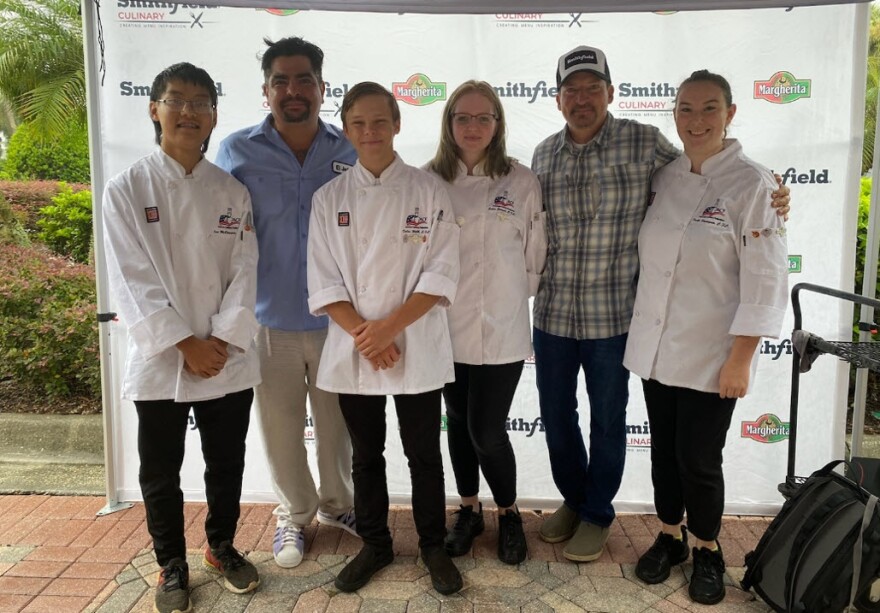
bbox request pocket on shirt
[239,174,283,215]
[743,227,788,275]
[598,162,654,220]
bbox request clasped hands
[351,319,401,371]
[178,335,229,378]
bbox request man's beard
[281,98,311,123]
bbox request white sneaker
[317,509,358,537]
[273,524,305,568]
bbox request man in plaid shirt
[532,45,789,562]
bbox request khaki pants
[255,327,353,528]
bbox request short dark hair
[261,36,324,82]
[341,82,400,128]
[675,69,733,107]
[150,62,217,153]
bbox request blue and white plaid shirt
[531,113,679,340]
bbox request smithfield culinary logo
[615,81,676,116]
[115,2,218,28]
[741,414,790,443]
[754,71,811,104]
[627,421,651,450]
[392,74,446,106]
[120,81,225,97]
[493,13,584,28]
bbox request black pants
[338,390,445,550]
[642,379,735,542]
[442,361,523,508]
[135,388,253,566]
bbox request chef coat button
[678,223,685,230]
[664,271,672,277]
[358,286,366,294]
[634,310,640,317]
[655,319,662,325]
[361,238,368,246]
[358,189,365,196]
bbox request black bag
[741,461,880,612]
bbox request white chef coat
[623,140,788,394]
[426,160,547,365]
[308,154,460,395]
[103,149,261,402]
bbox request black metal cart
[780,282,880,498]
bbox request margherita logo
[754,71,811,104]
[741,413,790,443]
[260,8,299,15]
[392,74,446,106]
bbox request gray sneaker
[154,558,191,613]
[562,521,610,562]
[539,503,579,543]
[204,541,260,594]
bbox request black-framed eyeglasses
[156,98,215,114]
[452,112,498,127]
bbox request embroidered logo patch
[692,199,729,229]
[402,206,430,243]
[218,208,241,230]
[338,211,350,226]
[145,207,160,223]
[332,161,352,174]
[488,190,515,215]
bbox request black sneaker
[203,541,260,594]
[334,544,394,592]
[154,558,191,613]
[689,544,726,605]
[421,545,463,595]
[635,527,690,584]
[444,503,484,557]
[497,509,527,565]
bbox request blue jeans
[533,328,629,527]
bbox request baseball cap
[556,45,612,87]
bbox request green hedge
[37,183,93,263]
[0,242,100,398]
[2,121,90,184]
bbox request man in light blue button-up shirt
[215,36,358,570]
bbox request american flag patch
[145,207,159,223]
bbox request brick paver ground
[0,496,774,612]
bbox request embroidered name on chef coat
[402,206,430,243]
[692,200,729,229]
[488,190,516,217]
[216,208,241,235]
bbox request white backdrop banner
[99,4,864,514]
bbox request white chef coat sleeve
[414,184,460,308]
[729,177,788,339]
[210,187,259,352]
[307,189,351,315]
[102,177,192,360]
[521,170,547,297]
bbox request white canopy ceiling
[192,0,868,12]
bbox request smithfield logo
[754,71,811,104]
[759,338,792,361]
[493,81,557,104]
[260,8,299,15]
[741,413,790,443]
[392,74,446,106]
[493,13,584,29]
[616,82,676,115]
[626,421,651,449]
[115,2,218,28]
[120,81,225,97]
[506,416,544,437]
[773,167,829,185]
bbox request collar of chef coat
[675,138,741,177]
[454,158,488,178]
[150,148,210,179]
[351,152,405,185]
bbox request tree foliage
[0,0,85,139]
